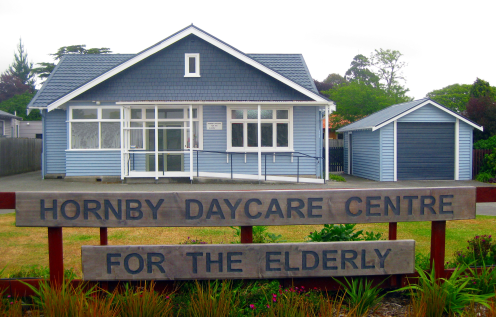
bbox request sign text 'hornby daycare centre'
[16,188,476,227]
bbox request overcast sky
[1,0,494,100]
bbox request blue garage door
[397,122,454,180]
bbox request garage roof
[336,98,483,132]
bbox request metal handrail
[124,149,323,183]
[193,149,323,183]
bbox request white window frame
[0,120,4,136]
[226,106,293,152]
[127,106,203,150]
[68,106,123,151]
[184,53,200,77]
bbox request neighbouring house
[0,110,22,138]
[27,25,335,182]
[337,98,483,181]
[19,121,43,139]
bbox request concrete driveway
[0,171,495,215]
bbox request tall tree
[314,79,333,92]
[464,78,496,141]
[0,92,40,120]
[6,39,35,89]
[470,78,494,99]
[33,45,112,83]
[426,84,471,113]
[344,54,379,87]
[0,74,33,103]
[370,49,406,92]
[323,73,347,87]
[323,81,411,121]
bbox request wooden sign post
[15,187,476,283]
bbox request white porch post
[189,105,194,181]
[155,105,158,180]
[258,105,262,181]
[325,104,329,182]
[120,106,125,180]
[393,120,397,182]
[455,118,459,180]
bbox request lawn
[0,212,494,277]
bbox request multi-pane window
[128,107,201,150]
[70,107,121,149]
[227,107,292,151]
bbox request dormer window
[185,53,200,77]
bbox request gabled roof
[336,98,483,132]
[28,25,328,111]
[0,110,22,120]
[248,54,319,94]
[29,54,134,109]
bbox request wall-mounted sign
[82,240,415,280]
[15,187,476,227]
[207,122,222,130]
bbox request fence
[0,138,42,177]
[472,149,492,178]
[323,147,344,172]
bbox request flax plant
[115,281,173,317]
[399,263,493,316]
[333,277,385,316]
[184,280,240,317]
[21,278,97,316]
[315,291,347,317]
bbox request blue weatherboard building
[337,99,483,181]
[28,25,335,183]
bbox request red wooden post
[388,222,398,287]
[430,221,446,279]
[240,226,253,243]
[48,227,64,286]
[388,223,397,240]
[100,227,108,245]
[0,192,15,209]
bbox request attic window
[185,53,200,77]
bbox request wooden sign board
[82,240,415,280]
[16,187,475,227]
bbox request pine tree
[7,39,35,90]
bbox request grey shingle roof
[248,54,319,94]
[28,25,322,109]
[0,110,22,120]
[28,54,135,108]
[336,99,429,132]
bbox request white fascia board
[47,26,325,112]
[371,100,484,132]
[116,101,330,106]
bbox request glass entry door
[146,123,184,172]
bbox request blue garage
[337,99,483,181]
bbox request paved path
[1,171,495,215]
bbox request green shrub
[307,224,383,242]
[473,135,496,149]
[7,265,77,280]
[480,150,496,176]
[476,171,494,182]
[231,226,285,243]
[329,174,346,182]
[454,234,496,266]
[415,252,431,271]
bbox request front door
[146,123,184,172]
